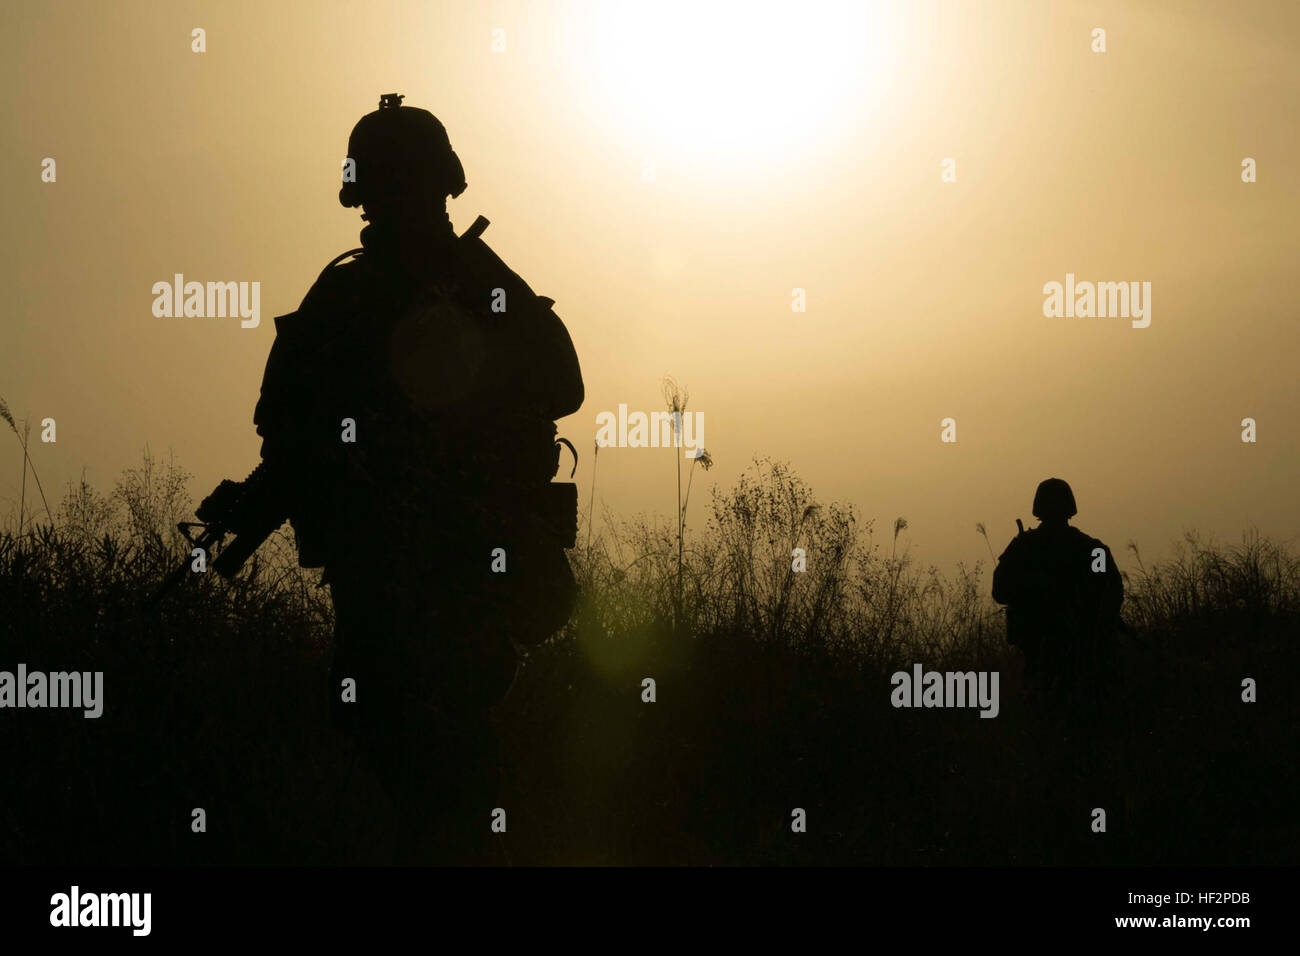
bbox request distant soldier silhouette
[252,94,583,863]
[992,479,1123,699]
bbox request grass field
[0,451,1295,865]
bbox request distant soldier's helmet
[1032,477,1078,521]
[339,93,467,208]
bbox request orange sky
[4,0,1298,571]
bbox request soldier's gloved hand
[196,479,245,523]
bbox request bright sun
[589,0,901,167]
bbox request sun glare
[589,0,901,167]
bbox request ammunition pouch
[541,481,579,550]
[491,437,579,646]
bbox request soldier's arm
[253,261,360,464]
[253,311,343,478]
[253,326,302,464]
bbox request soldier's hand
[196,479,244,523]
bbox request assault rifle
[145,462,287,608]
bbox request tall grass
[1,450,1295,865]
[572,456,1000,665]
[0,396,51,534]
[1126,530,1300,630]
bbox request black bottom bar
[0,865,1281,943]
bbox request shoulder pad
[317,247,365,281]
[268,249,368,337]
[272,311,299,334]
[295,249,369,316]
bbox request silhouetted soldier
[252,94,583,863]
[992,479,1123,700]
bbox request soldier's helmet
[1032,477,1078,521]
[339,93,467,208]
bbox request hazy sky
[4,0,1297,572]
